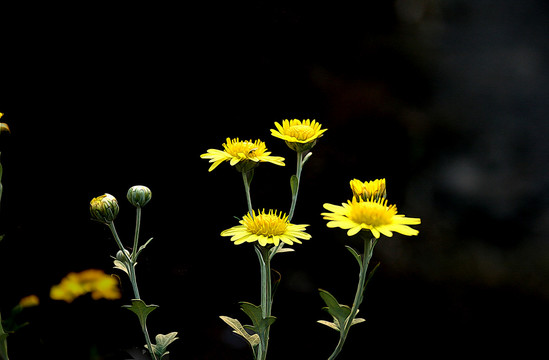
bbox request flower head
[221,209,311,247]
[19,294,40,308]
[50,269,121,303]
[127,185,152,208]
[271,119,327,152]
[90,193,119,223]
[322,197,420,238]
[201,138,285,172]
[350,178,387,202]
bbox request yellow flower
[50,269,121,303]
[322,197,420,238]
[19,295,40,308]
[270,119,327,152]
[200,138,285,172]
[350,178,387,201]
[221,209,311,246]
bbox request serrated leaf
[290,175,298,196]
[345,245,363,268]
[220,316,260,347]
[122,299,158,331]
[145,332,178,360]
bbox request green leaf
[317,319,340,331]
[136,237,153,259]
[113,259,130,275]
[122,299,158,331]
[345,245,363,268]
[220,316,260,347]
[290,175,298,196]
[145,332,178,360]
[0,312,9,360]
[318,289,351,330]
[239,302,276,334]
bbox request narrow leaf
[113,259,130,275]
[345,245,363,268]
[317,320,340,331]
[290,175,298,196]
[145,332,179,360]
[0,312,9,360]
[136,237,154,259]
[351,317,366,326]
[318,289,351,328]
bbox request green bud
[127,185,152,208]
[116,249,131,262]
[90,193,119,223]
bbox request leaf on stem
[145,332,179,360]
[135,237,154,260]
[345,245,363,268]
[0,313,8,360]
[220,316,260,347]
[318,289,359,332]
[239,302,276,334]
[122,299,159,331]
[290,175,299,197]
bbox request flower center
[349,199,396,226]
[224,139,264,158]
[287,125,315,141]
[243,210,288,236]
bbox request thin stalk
[288,151,304,222]
[242,170,254,217]
[131,206,142,262]
[255,245,272,360]
[108,220,156,360]
[328,237,375,360]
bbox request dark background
[1,1,549,359]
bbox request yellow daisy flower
[200,138,285,172]
[50,269,121,303]
[221,209,311,246]
[270,119,327,151]
[322,197,420,238]
[350,178,387,201]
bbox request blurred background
[1,0,549,358]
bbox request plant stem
[242,170,254,217]
[108,220,156,360]
[131,206,142,262]
[328,236,376,360]
[255,245,272,360]
[288,151,305,222]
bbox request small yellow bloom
[19,295,40,308]
[350,178,387,202]
[200,138,285,172]
[221,209,311,246]
[322,197,420,238]
[270,119,327,152]
[50,269,121,303]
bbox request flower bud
[90,193,119,223]
[116,249,131,262]
[127,185,152,208]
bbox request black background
[1,1,549,359]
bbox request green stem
[255,245,273,360]
[328,236,376,360]
[288,151,305,222]
[108,220,156,360]
[131,206,142,262]
[242,170,254,217]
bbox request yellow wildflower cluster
[50,269,121,303]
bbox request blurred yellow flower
[50,269,121,303]
[18,295,40,308]
[270,119,327,151]
[350,178,387,202]
[322,197,420,238]
[201,138,285,172]
[221,209,311,246]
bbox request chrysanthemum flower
[322,197,420,238]
[221,209,311,246]
[200,138,285,172]
[50,269,121,303]
[270,119,327,152]
[350,178,387,201]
